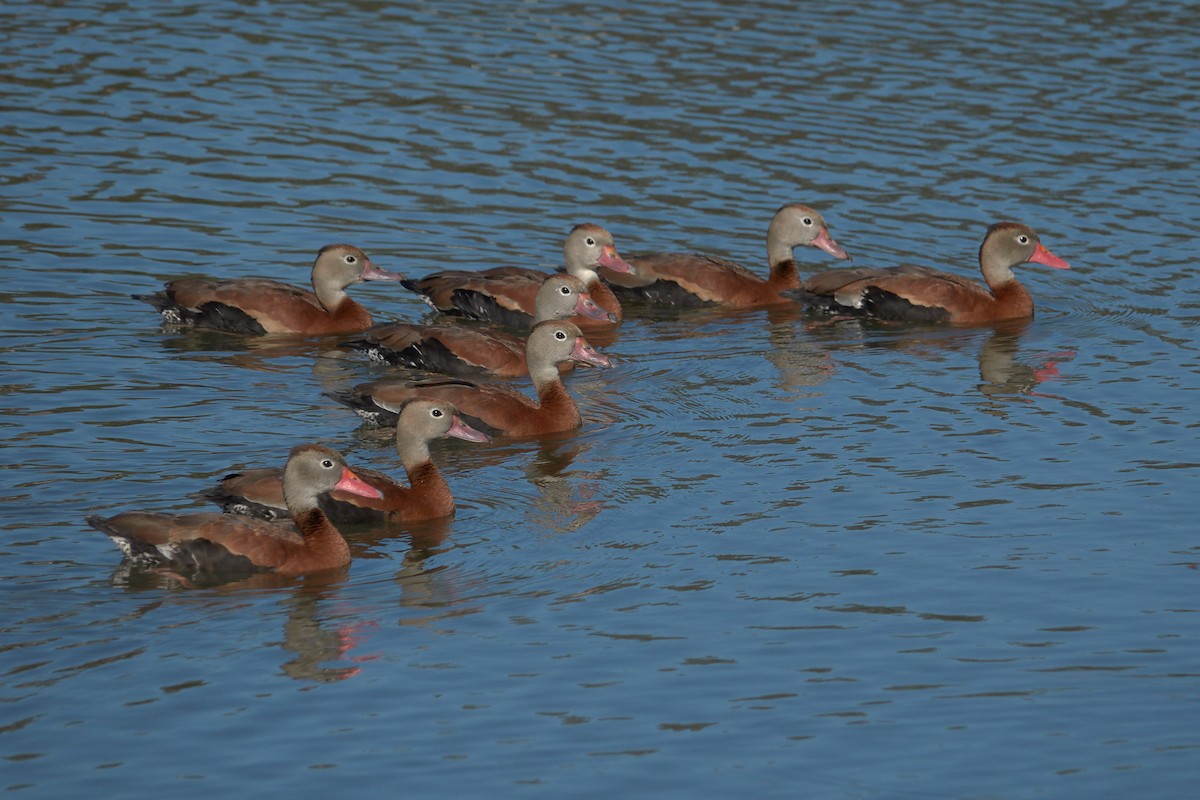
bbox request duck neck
[766,231,797,270]
[565,265,599,288]
[589,278,621,313]
[989,279,1034,318]
[290,507,351,568]
[397,435,432,475]
[312,276,352,314]
[315,290,371,330]
[978,235,1021,292]
[285,474,338,544]
[536,378,581,426]
[407,461,453,514]
[529,358,563,393]
[400,434,451,501]
[766,258,801,291]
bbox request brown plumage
[343,274,614,378]
[601,203,850,308]
[329,321,611,437]
[401,224,635,328]
[205,401,489,525]
[799,221,1070,325]
[135,244,404,335]
[86,444,382,577]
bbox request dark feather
[793,287,951,323]
[606,280,717,308]
[859,287,952,323]
[342,337,488,377]
[132,293,268,335]
[85,515,264,574]
[325,390,399,427]
[449,289,532,328]
[198,479,286,521]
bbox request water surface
[2,1,1198,797]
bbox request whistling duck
[135,244,404,335]
[86,444,382,577]
[799,221,1070,325]
[205,400,489,525]
[600,203,850,308]
[343,274,614,378]
[329,321,611,437]
[401,224,635,328]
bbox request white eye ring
[431,408,444,418]
[345,254,357,264]
[585,237,596,246]
[321,459,335,469]
[802,217,813,226]
[555,330,567,340]
[1017,235,1030,245]
[559,285,572,295]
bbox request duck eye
[585,237,596,247]
[1017,235,1029,245]
[802,217,813,226]
[321,459,335,469]
[344,254,357,264]
[431,408,443,418]
[555,330,567,340]
[559,285,572,295]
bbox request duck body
[347,323,529,377]
[799,222,1070,325]
[332,376,577,437]
[330,321,611,437]
[602,204,850,309]
[135,244,403,335]
[206,402,489,525]
[87,444,382,577]
[402,224,634,328]
[344,275,613,378]
[613,253,806,308]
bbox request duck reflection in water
[278,588,381,683]
[107,566,370,682]
[522,433,605,533]
[799,315,1074,403]
[976,318,1075,402]
[762,302,838,392]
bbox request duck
[204,400,490,525]
[329,321,611,437]
[135,244,404,335]
[599,203,850,308]
[85,444,382,577]
[797,221,1070,324]
[401,224,635,328]
[342,274,614,378]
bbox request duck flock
[86,204,1069,581]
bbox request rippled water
[3,0,1198,796]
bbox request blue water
[2,1,1198,797]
